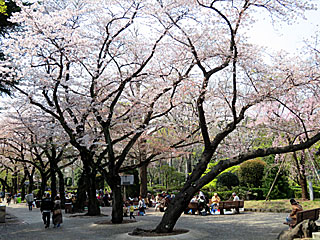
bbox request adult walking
[52,196,63,228]
[26,193,34,211]
[40,193,54,228]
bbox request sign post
[121,175,134,201]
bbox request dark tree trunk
[1,179,6,192]
[20,175,27,201]
[0,178,9,193]
[110,175,123,224]
[140,164,148,198]
[57,169,66,207]
[38,175,47,199]
[77,151,100,216]
[85,170,100,216]
[28,175,34,194]
[155,188,198,233]
[155,149,216,233]
[27,166,35,194]
[73,171,86,212]
[50,170,57,200]
[12,169,18,194]
[300,176,308,200]
[293,151,308,200]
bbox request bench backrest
[296,208,320,224]
[220,200,244,208]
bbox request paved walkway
[0,203,291,240]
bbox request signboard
[120,175,134,185]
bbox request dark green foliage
[64,177,72,187]
[0,0,21,37]
[239,159,266,187]
[216,172,239,190]
[246,187,266,200]
[262,166,292,199]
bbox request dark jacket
[40,197,54,212]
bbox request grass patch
[245,199,320,211]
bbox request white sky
[248,7,319,53]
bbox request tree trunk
[50,169,57,200]
[140,164,148,198]
[300,176,308,200]
[155,188,197,233]
[20,175,27,201]
[57,169,66,207]
[28,174,34,194]
[110,175,123,224]
[73,171,86,212]
[292,151,308,200]
[155,149,215,233]
[85,170,100,216]
[12,168,18,194]
[38,175,47,199]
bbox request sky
[248,6,319,54]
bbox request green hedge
[290,186,320,199]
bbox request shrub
[216,172,239,190]
[239,159,266,187]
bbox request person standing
[26,193,34,211]
[138,196,146,215]
[129,202,136,220]
[52,196,63,228]
[40,193,54,228]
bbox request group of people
[188,191,240,215]
[0,192,13,205]
[154,192,174,212]
[40,193,63,228]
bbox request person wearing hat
[284,198,303,226]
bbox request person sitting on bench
[210,193,220,214]
[285,198,303,226]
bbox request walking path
[0,203,292,240]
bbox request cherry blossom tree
[1,0,191,221]
[0,105,77,203]
[150,0,320,233]
[1,0,320,232]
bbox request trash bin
[0,205,6,223]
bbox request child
[129,202,136,220]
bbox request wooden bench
[294,208,320,226]
[218,200,244,215]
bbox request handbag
[53,209,61,215]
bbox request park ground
[0,203,303,240]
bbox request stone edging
[244,208,291,213]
